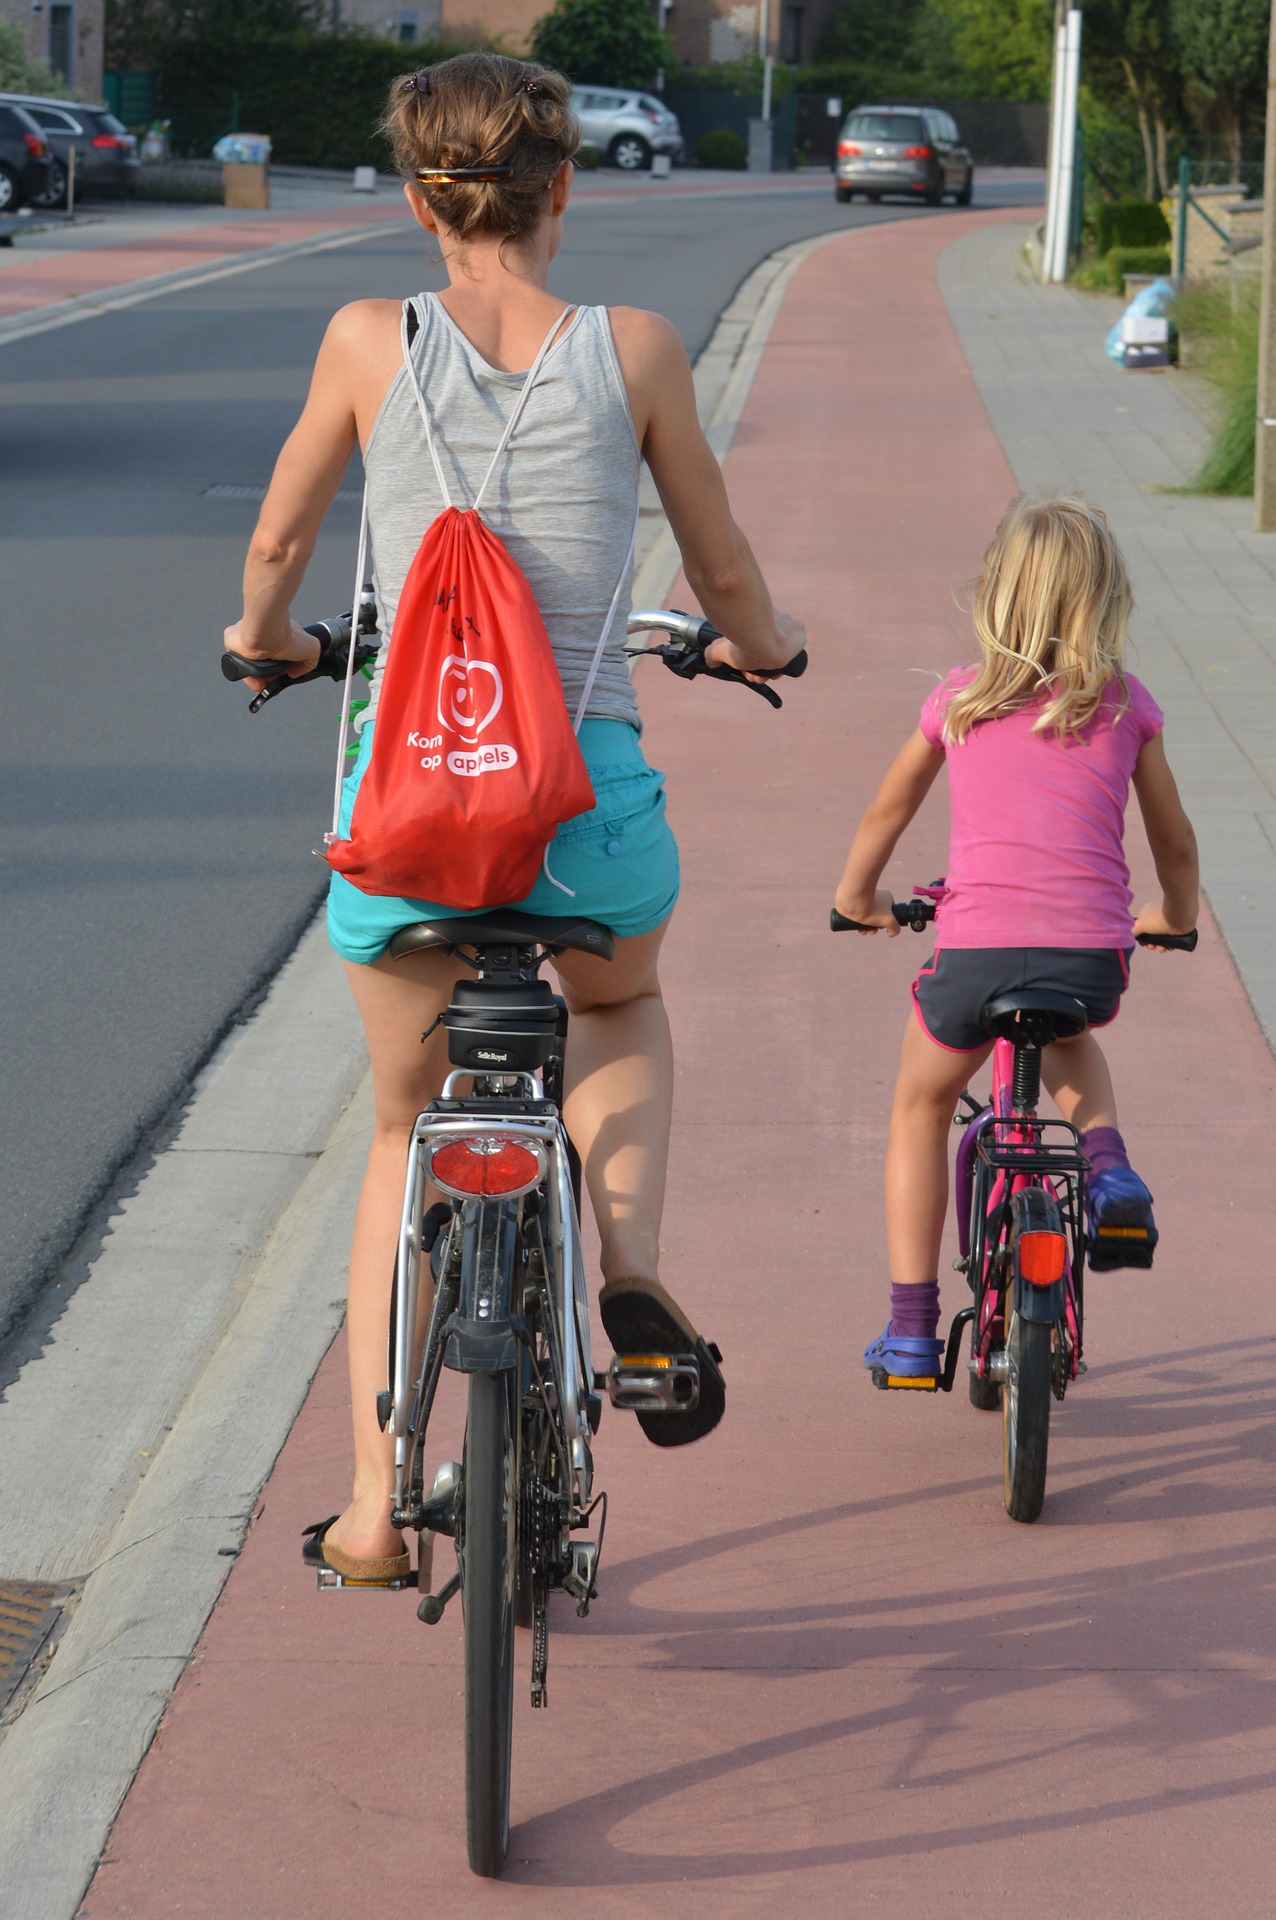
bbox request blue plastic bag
[1105,278,1175,362]
[213,134,271,165]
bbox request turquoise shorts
[327,718,680,966]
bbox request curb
[0,216,843,1920]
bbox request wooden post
[1254,0,1276,529]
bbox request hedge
[696,127,746,169]
[1091,198,1170,257]
[1106,245,1171,293]
[159,31,449,168]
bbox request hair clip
[401,69,432,97]
[520,78,547,96]
[414,164,515,184]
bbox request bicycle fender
[442,1312,520,1373]
[1013,1274,1066,1324]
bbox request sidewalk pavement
[57,211,1276,1915]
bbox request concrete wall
[0,0,104,99]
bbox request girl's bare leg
[555,919,673,1288]
[1042,1029,1118,1132]
[330,947,456,1564]
[885,1014,992,1288]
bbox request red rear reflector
[837,142,860,157]
[92,134,126,150]
[430,1137,541,1198]
[904,145,933,159]
[1018,1231,1068,1284]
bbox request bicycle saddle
[389,912,615,962]
[979,991,1088,1045]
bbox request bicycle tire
[1002,1312,1051,1522]
[969,1365,1001,1412]
[463,1370,517,1877]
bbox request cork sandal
[301,1516,412,1586]
[599,1276,725,1447]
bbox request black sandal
[599,1277,725,1447]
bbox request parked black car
[0,101,53,215]
[0,94,139,209]
[835,104,973,206]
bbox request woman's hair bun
[382,51,579,243]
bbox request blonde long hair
[943,494,1133,743]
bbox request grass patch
[1174,278,1259,495]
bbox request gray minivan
[835,104,973,206]
[571,88,683,171]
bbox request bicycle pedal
[1087,1228,1155,1271]
[315,1567,417,1592]
[870,1365,940,1393]
[603,1352,700,1414]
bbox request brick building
[329,1,841,66]
[0,0,105,98]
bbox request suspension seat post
[1012,1042,1042,1115]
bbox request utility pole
[1255,0,1276,530]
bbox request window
[398,9,418,42]
[48,4,74,87]
[843,113,926,145]
[30,108,81,134]
[782,5,804,64]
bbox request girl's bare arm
[610,307,804,674]
[1131,732,1199,936]
[835,729,946,932]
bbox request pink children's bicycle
[834,889,1196,1522]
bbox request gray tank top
[362,294,642,730]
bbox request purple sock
[890,1280,940,1340]
[1082,1127,1130,1178]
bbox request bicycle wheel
[1002,1312,1051,1522]
[969,1364,1001,1412]
[463,1370,516,1877]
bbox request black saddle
[388,911,615,963]
[979,990,1088,1046]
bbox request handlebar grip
[1135,928,1198,951]
[221,650,295,683]
[830,899,936,933]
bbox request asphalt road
[0,172,1042,1336]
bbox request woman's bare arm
[224,303,382,671]
[609,307,805,674]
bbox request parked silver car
[835,104,973,207]
[0,93,139,209]
[571,88,683,171]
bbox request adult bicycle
[224,601,805,1874]
[832,890,1196,1523]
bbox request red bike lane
[82,209,1276,1917]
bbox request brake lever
[632,640,807,709]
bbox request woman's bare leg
[885,1014,992,1288]
[554,919,673,1288]
[330,947,456,1563]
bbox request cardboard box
[1121,314,1170,344]
[222,162,269,209]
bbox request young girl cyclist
[833,494,1199,1377]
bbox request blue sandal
[862,1323,944,1378]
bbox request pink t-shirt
[919,668,1164,948]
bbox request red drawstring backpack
[326,298,636,910]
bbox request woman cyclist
[223,53,805,1584]
[833,494,1198,1377]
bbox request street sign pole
[1254,0,1276,530]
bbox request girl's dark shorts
[912,947,1133,1054]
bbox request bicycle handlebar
[832,896,1199,950]
[626,608,807,709]
[221,592,379,713]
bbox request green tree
[927,0,1053,101]
[105,0,321,71]
[0,16,71,93]
[817,0,927,66]
[1170,0,1268,177]
[1084,0,1180,198]
[529,0,672,89]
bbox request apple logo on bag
[437,654,503,746]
